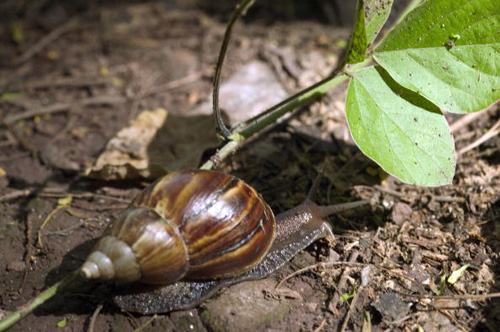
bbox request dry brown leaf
[85,108,220,180]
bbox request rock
[7,261,26,272]
[200,279,297,332]
[390,202,413,225]
[373,292,410,322]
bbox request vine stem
[0,269,81,332]
[200,58,371,170]
[213,0,256,138]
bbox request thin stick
[394,290,500,301]
[37,205,68,249]
[313,317,327,332]
[316,200,370,217]
[213,0,255,138]
[0,269,81,332]
[0,189,32,202]
[4,96,125,124]
[199,73,351,170]
[132,315,158,332]
[458,118,500,155]
[17,17,79,64]
[88,304,103,332]
[329,251,359,314]
[339,287,361,332]
[450,105,493,132]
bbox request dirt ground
[0,1,499,331]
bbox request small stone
[390,203,412,225]
[7,261,26,272]
[305,302,318,312]
[373,292,410,322]
[200,279,297,332]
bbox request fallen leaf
[86,108,220,180]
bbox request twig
[276,260,391,289]
[373,185,465,203]
[88,304,103,332]
[3,121,39,158]
[132,315,158,332]
[313,317,327,332]
[458,118,500,155]
[213,0,256,138]
[37,205,69,249]
[142,69,210,98]
[17,17,79,64]
[4,95,125,124]
[450,102,498,133]
[438,309,469,332]
[0,189,32,202]
[339,287,361,332]
[24,76,109,91]
[394,290,500,301]
[0,269,81,332]
[328,251,359,314]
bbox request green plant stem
[239,74,349,137]
[0,269,81,332]
[201,57,372,171]
[201,74,350,170]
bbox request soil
[0,1,499,332]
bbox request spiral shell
[81,169,276,284]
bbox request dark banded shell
[130,169,276,281]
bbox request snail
[81,169,369,314]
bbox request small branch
[37,205,68,249]
[328,251,359,314]
[0,269,81,332]
[0,189,32,202]
[17,17,79,64]
[394,290,500,301]
[132,315,158,332]
[4,96,125,124]
[88,304,103,332]
[339,287,361,332]
[450,103,496,133]
[458,118,500,155]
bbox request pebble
[7,261,26,272]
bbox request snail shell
[81,169,276,284]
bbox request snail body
[81,169,368,314]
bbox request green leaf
[346,0,368,64]
[447,263,470,284]
[347,0,394,64]
[346,66,455,186]
[365,0,394,46]
[0,91,24,101]
[57,317,67,327]
[340,290,356,302]
[375,0,500,113]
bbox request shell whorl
[81,236,140,282]
[82,207,189,284]
[82,169,276,284]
